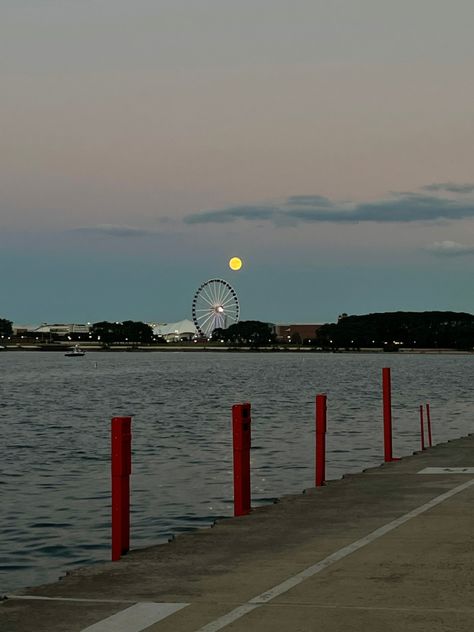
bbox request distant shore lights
[229,257,243,271]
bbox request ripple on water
[1,351,473,594]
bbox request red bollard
[419,405,425,450]
[232,403,251,517]
[111,416,132,561]
[426,403,432,447]
[315,394,327,487]
[382,367,394,462]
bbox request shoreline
[1,344,473,354]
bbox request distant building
[12,324,35,336]
[32,323,91,336]
[275,323,323,343]
[150,319,197,341]
[10,323,91,341]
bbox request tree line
[316,311,474,350]
[213,312,474,350]
[91,321,156,343]
[0,318,157,343]
[212,320,276,347]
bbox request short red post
[426,403,432,447]
[111,416,132,561]
[382,367,394,462]
[419,405,425,450]
[232,403,251,517]
[315,394,327,487]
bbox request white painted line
[80,602,188,632]
[194,478,474,632]
[419,467,474,474]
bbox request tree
[212,321,276,347]
[290,332,302,345]
[91,321,153,343]
[0,318,13,337]
[121,320,153,343]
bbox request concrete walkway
[2,435,474,631]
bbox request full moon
[229,257,243,271]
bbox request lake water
[1,351,473,594]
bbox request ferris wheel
[192,278,240,338]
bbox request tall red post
[232,403,251,517]
[382,367,394,462]
[419,405,425,450]
[426,403,432,447]
[315,394,327,487]
[111,416,132,561]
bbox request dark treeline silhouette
[212,320,276,347]
[316,311,474,350]
[0,318,13,336]
[91,320,155,344]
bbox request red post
[315,394,327,487]
[232,403,251,517]
[419,405,425,450]
[426,403,432,447]
[111,416,132,561]
[382,367,394,462]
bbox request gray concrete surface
[2,435,473,631]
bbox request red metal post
[426,403,432,447]
[315,394,327,487]
[419,405,425,450]
[382,367,394,462]
[111,416,132,561]
[232,403,251,517]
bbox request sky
[2,0,474,325]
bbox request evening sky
[2,1,474,324]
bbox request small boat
[65,345,85,357]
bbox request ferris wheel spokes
[192,278,240,338]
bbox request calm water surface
[1,351,473,594]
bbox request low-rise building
[150,319,197,341]
[33,323,91,336]
[275,323,323,343]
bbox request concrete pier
[2,434,474,631]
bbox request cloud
[70,224,160,238]
[184,206,278,224]
[425,240,474,257]
[423,183,474,194]
[348,194,473,223]
[184,188,474,226]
